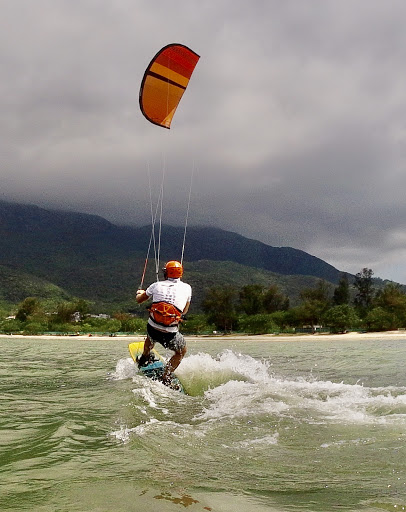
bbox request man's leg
[162,345,187,382]
[137,335,154,367]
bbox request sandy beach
[187,331,406,342]
[1,330,405,343]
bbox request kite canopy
[139,43,200,129]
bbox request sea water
[1,335,406,511]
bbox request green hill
[0,264,70,305]
[0,200,350,312]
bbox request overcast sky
[2,1,406,283]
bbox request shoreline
[0,330,405,342]
[192,330,406,342]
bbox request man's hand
[136,289,148,303]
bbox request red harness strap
[149,301,182,327]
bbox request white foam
[194,380,289,421]
[234,433,279,448]
[109,357,136,380]
[320,437,376,448]
[177,349,269,382]
[110,418,160,442]
[131,384,171,415]
[113,349,406,445]
[182,350,406,427]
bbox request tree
[365,307,393,331]
[333,274,350,305]
[238,314,278,334]
[113,313,145,332]
[238,284,265,315]
[180,314,215,334]
[269,310,292,330]
[24,322,47,335]
[15,297,41,322]
[373,283,406,328]
[262,285,289,313]
[298,280,332,327]
[0,318,22,334]
[54,299,91,324]
[126,317,147,333]
[74,298,90,317]
[324,305,360,333]
[354,268,375,314]
[238,284,289,316]
[202,286,238,331]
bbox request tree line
[196,268,406,334]
[1,268,406,335]
[0,298,146,335]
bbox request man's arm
[136,289,149,304]
[182,300,190,315]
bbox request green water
[1,335,406,511]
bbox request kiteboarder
[135,261,192,385]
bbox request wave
[111,349,406,443]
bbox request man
[136,260,191,385]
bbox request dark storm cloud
[1,1,406,282]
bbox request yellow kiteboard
[128,341,184,393]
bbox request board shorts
[147,323,186,352]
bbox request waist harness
[149,301,182,327]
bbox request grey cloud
[1,0,406,283]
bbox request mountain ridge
[0,200,352,310]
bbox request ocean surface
[1,334,406,511]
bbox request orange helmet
[164,261,183,278]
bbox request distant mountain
[176,226,343,282]
[0,264,70,304]
[0,200,349,310]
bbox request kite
[139,43,200,129]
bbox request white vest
[146,278,192,332]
